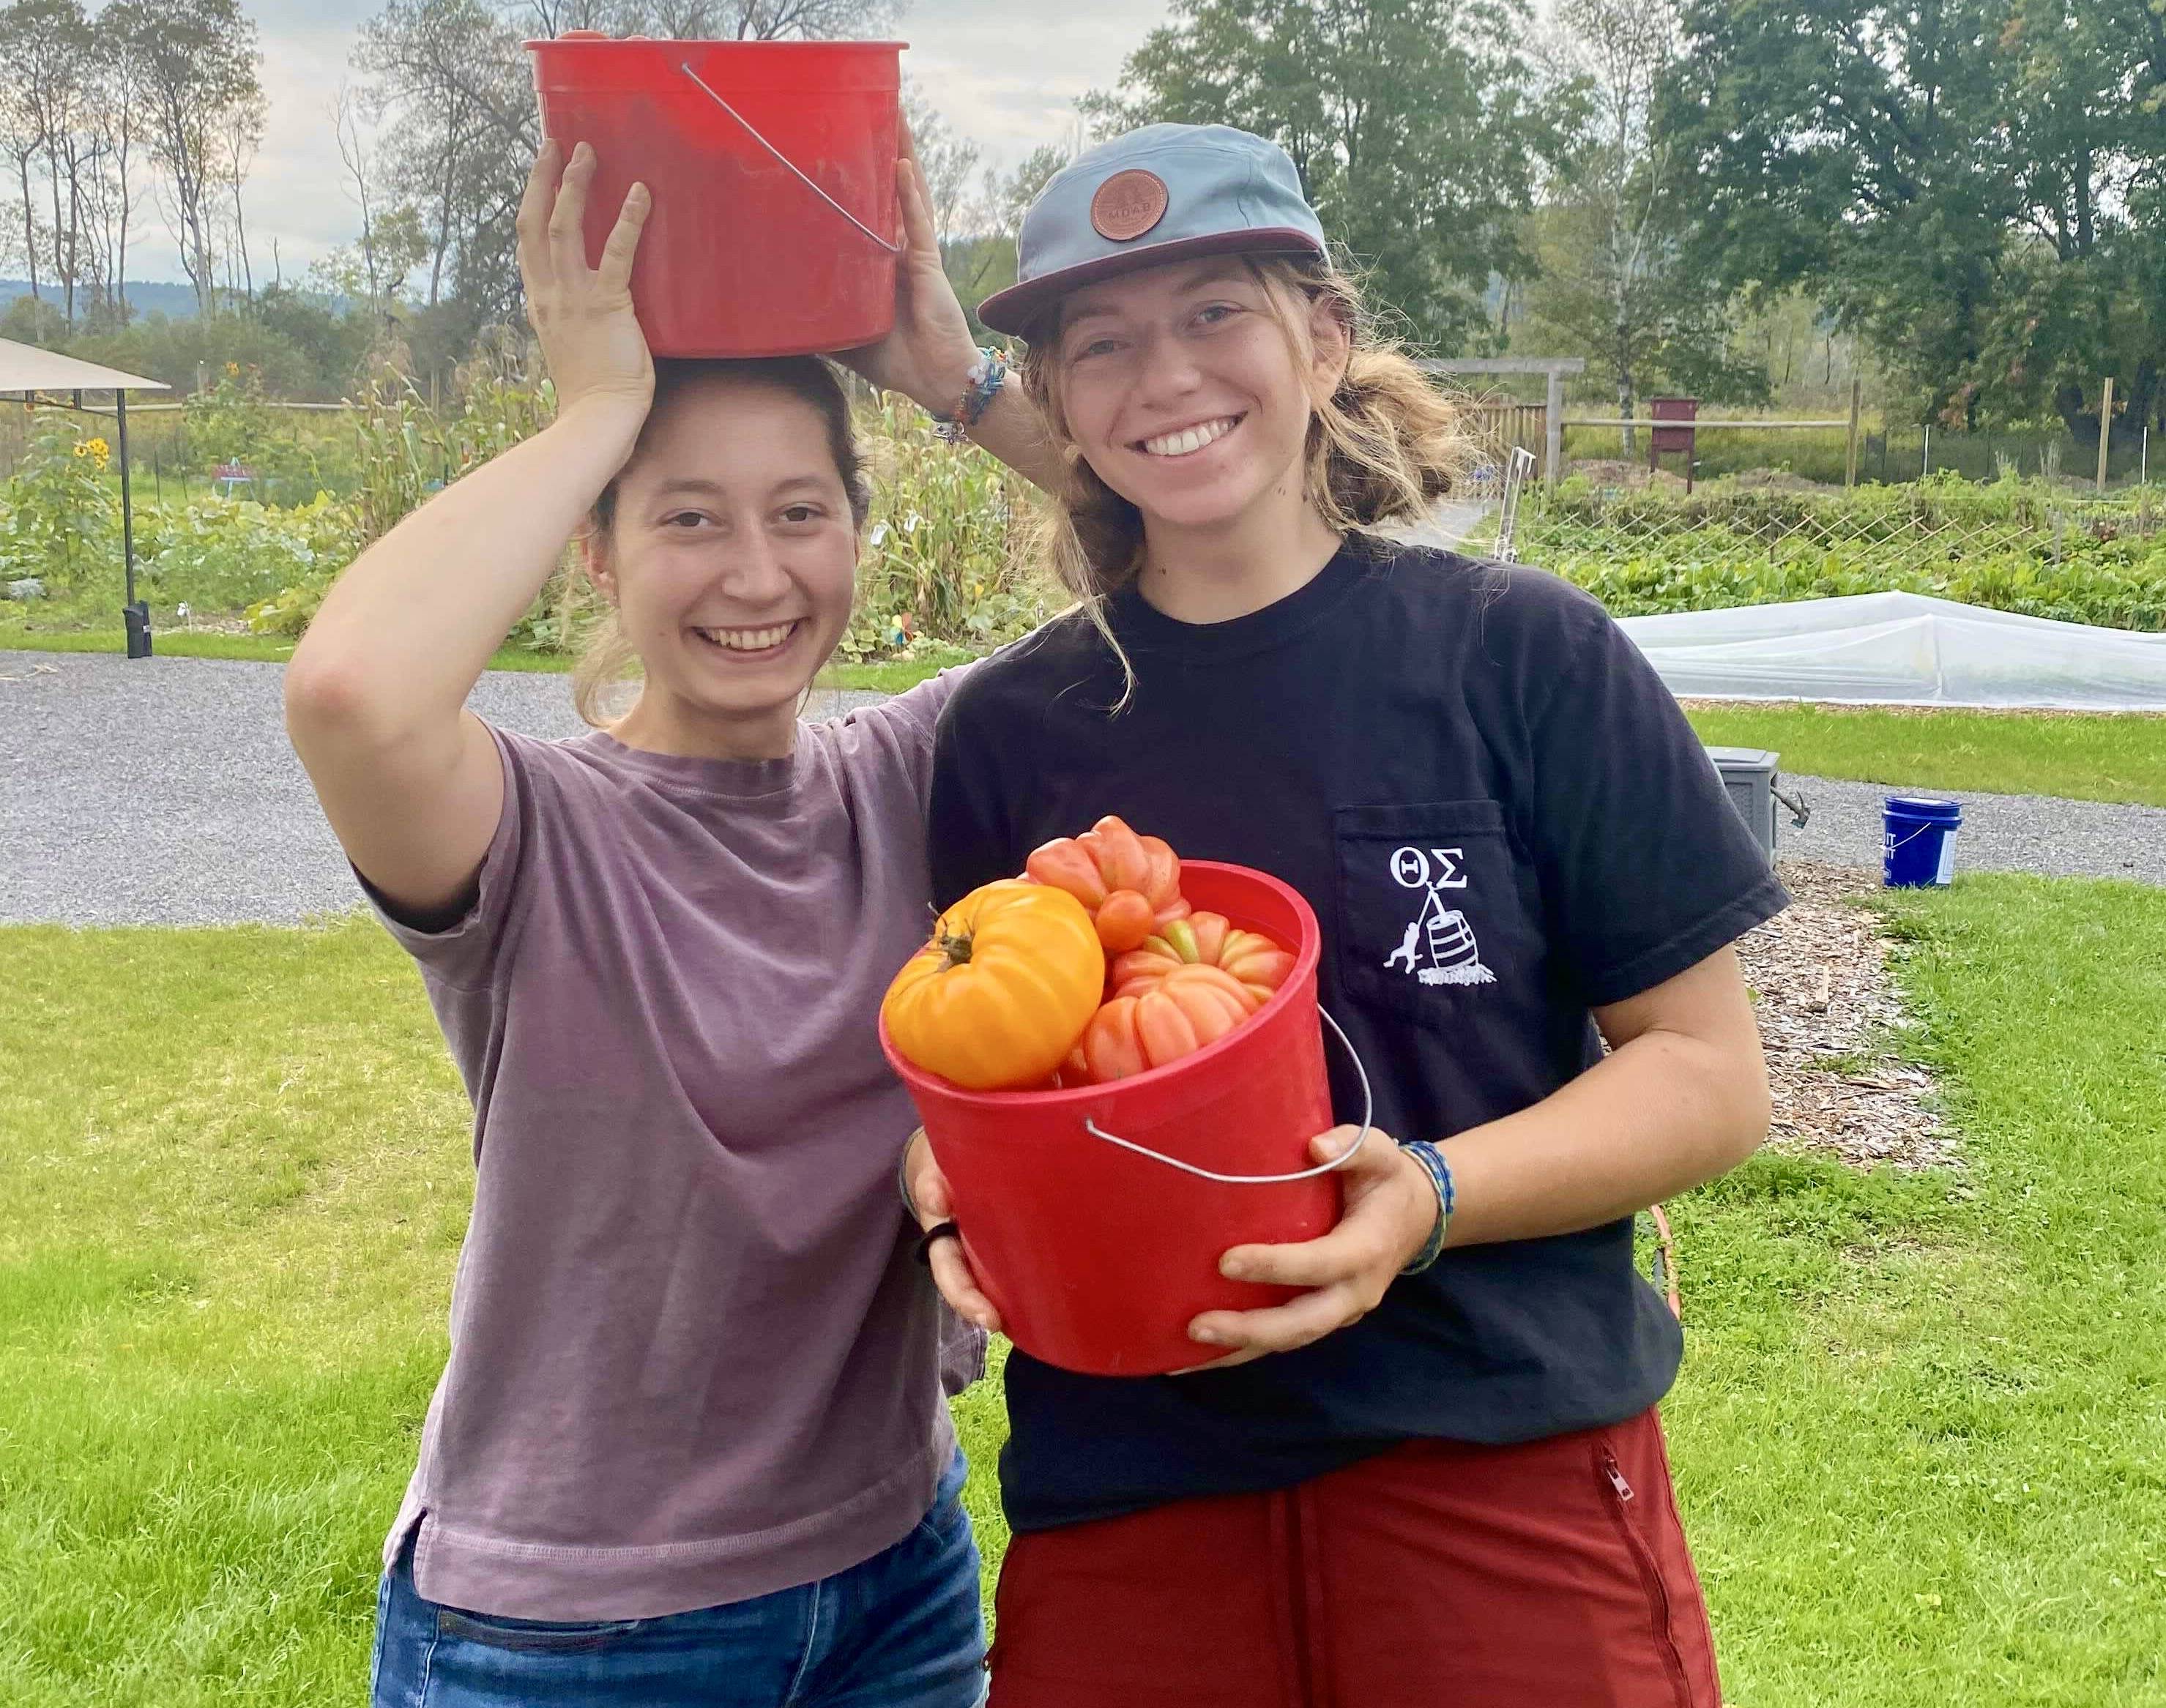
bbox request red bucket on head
[526,34,904,358]
[881,862,1352,1376]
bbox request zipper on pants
[1599,1445,1696,1707]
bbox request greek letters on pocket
[1333,801,1544,1032]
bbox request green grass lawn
[1686,702,2166,810]
[4,877,2160,1704]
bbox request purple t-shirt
[372,676,970,1621]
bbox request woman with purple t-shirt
[286,141,1051,1707]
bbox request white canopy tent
[1617,591,2166,710]
[1,337,171,657]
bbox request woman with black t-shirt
[903,124,1788,1707]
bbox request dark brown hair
[573,356,871,724]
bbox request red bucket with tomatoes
[879,859,1355,1377]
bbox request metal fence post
[2097,376,2115,493]
[1845,377,1862,488]
[1545,368,1563,488]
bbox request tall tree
[358,0,529,311]
[219,83,267,303]
[1516,0,1767,439]
[0,6,49,302]
[110,0,264,318]
[938,140,1071,330]
[4,0,94,324]
[1659,0,2166,435]
[901,86,980,248]
[86,17,147,323]
[1084,0,1557,353]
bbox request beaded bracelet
[933,348,1010,444]
[1398,1140,1456,1275]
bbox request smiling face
[1047,258,1350,536]
[584,367,861,756]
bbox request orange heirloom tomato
[1074,965,1254,1083]
[1024,815,1191,951]
[1092,890,1157,954]
[882,880,1105,1090]
[1109,911,1296,1010]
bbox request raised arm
[285,141,652,917]
[838,121,1062,494]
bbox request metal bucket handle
[679,62,904,256]
[1885,821,1949,854]
[1080,1006,1375,1185]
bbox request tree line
[4,0,2159,444]
[0,0,263,327]
[1101,0,2164,440]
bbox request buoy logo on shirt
[1382,846,1496,987]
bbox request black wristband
[914,1220,961,1266]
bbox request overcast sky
[125,0,1167,283]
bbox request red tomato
[1073,965,1255,1082]
[1109,911,1295,1010]
[1024,815,1192,943]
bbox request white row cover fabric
[0,335,167,396]
[1615,591,2166,710]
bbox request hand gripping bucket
[1883,795,1963,888]
[881,862,1370,1376]
[526,35,904,357]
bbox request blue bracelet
[1399,1140,1454,1275]
[933,348,1009,444]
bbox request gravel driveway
[4,649,2160,927]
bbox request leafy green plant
[182,363,326,496]
[1518,472,2166,630]
[349,335,555,545]
[138,493,362,613]
[243,583,325,638]
[0,414,119,591]
[844,396,1054,660]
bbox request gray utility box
[1706,747,1779,863]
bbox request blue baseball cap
[975,124,1327,338]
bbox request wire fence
[0,398,427,510]
[1481,476,2166,631]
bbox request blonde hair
[568,357,871,727]
[1018,254,1481,640]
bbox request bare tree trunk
[233,188,253,302]
[115,135,133,323]
[15,154,37,300]
[428,115,466,310]
[227,108,258,305]
[45,140,70,323]
[335,84,379,300]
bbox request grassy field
[1686,702,2166,810]
[2,875,2161,1704]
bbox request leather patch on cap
[1090,169,1169,242]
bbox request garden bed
[1740,863,1954,1171]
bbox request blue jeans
[371,1453,986,1708]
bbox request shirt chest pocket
[1332,800,1549,1033]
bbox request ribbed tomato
[1109,911,1295,1010]
[1024,815,1191,954]
[1072,964,1254,1083]
[882,880,1105,1090]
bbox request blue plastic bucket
[1883,797,1963,888]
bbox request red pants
[988,1407,1720,1708]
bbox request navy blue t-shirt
[928,538,1788,1533]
